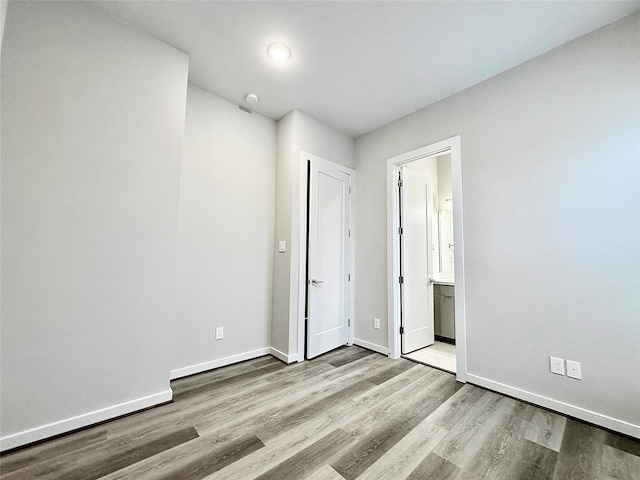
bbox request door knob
[311,279,324,285]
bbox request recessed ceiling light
[267,43,292,62]
[245,93,259,104]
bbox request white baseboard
[467,373,640,440]
[270,347,298,364]
[170,347,271,380]
[354,338,390,356]
[0,389,172,452]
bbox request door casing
[387,136,468,383]
[297,152,355,362]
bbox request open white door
[307,158,350,359]
[400,167,435,354]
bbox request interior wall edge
[270,347,299,364]
[0,0,7,52]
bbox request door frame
[297,152,355,362]
[386,136,468,383]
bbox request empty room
[1,1,639,479]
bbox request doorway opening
[387,136,467,382]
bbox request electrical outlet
[566,360,582,379]
[215,327,224,340]
[549,356,565,375]
[373,318,381,329]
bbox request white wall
[354,13,639,435]
[271,110,354,359]
[0,1,188,450]
[172,84,276,377]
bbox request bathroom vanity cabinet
[434,284,455,342]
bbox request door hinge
[348,229,351,238]
[398,179,403,187]
[348,274,351,282]
[348,318,351,327]
[398,227,403,235]
[349,186,352,194]
[399,276,404,284]
[400,326,405,335]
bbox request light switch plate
[278,241,286,253]
[215,326,223,340]
[374,318,380,329]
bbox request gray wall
[173,84,276,374]
[354,14,639,428]
[271,110,354,358]
[1,1,188,447]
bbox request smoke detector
[245,93,259,104]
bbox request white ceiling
[94,1,639,137]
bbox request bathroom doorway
[400,153,455,372]
[387,136,467,382]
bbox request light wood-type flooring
[403,341,457,373]
[1,346,639,479]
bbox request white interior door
[400,167,435,354]
[307,159,350,359]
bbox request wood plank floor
[1,346,639,479]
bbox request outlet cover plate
[549,356,565,375]
[374,318,381,329]
[566,360,582,379]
